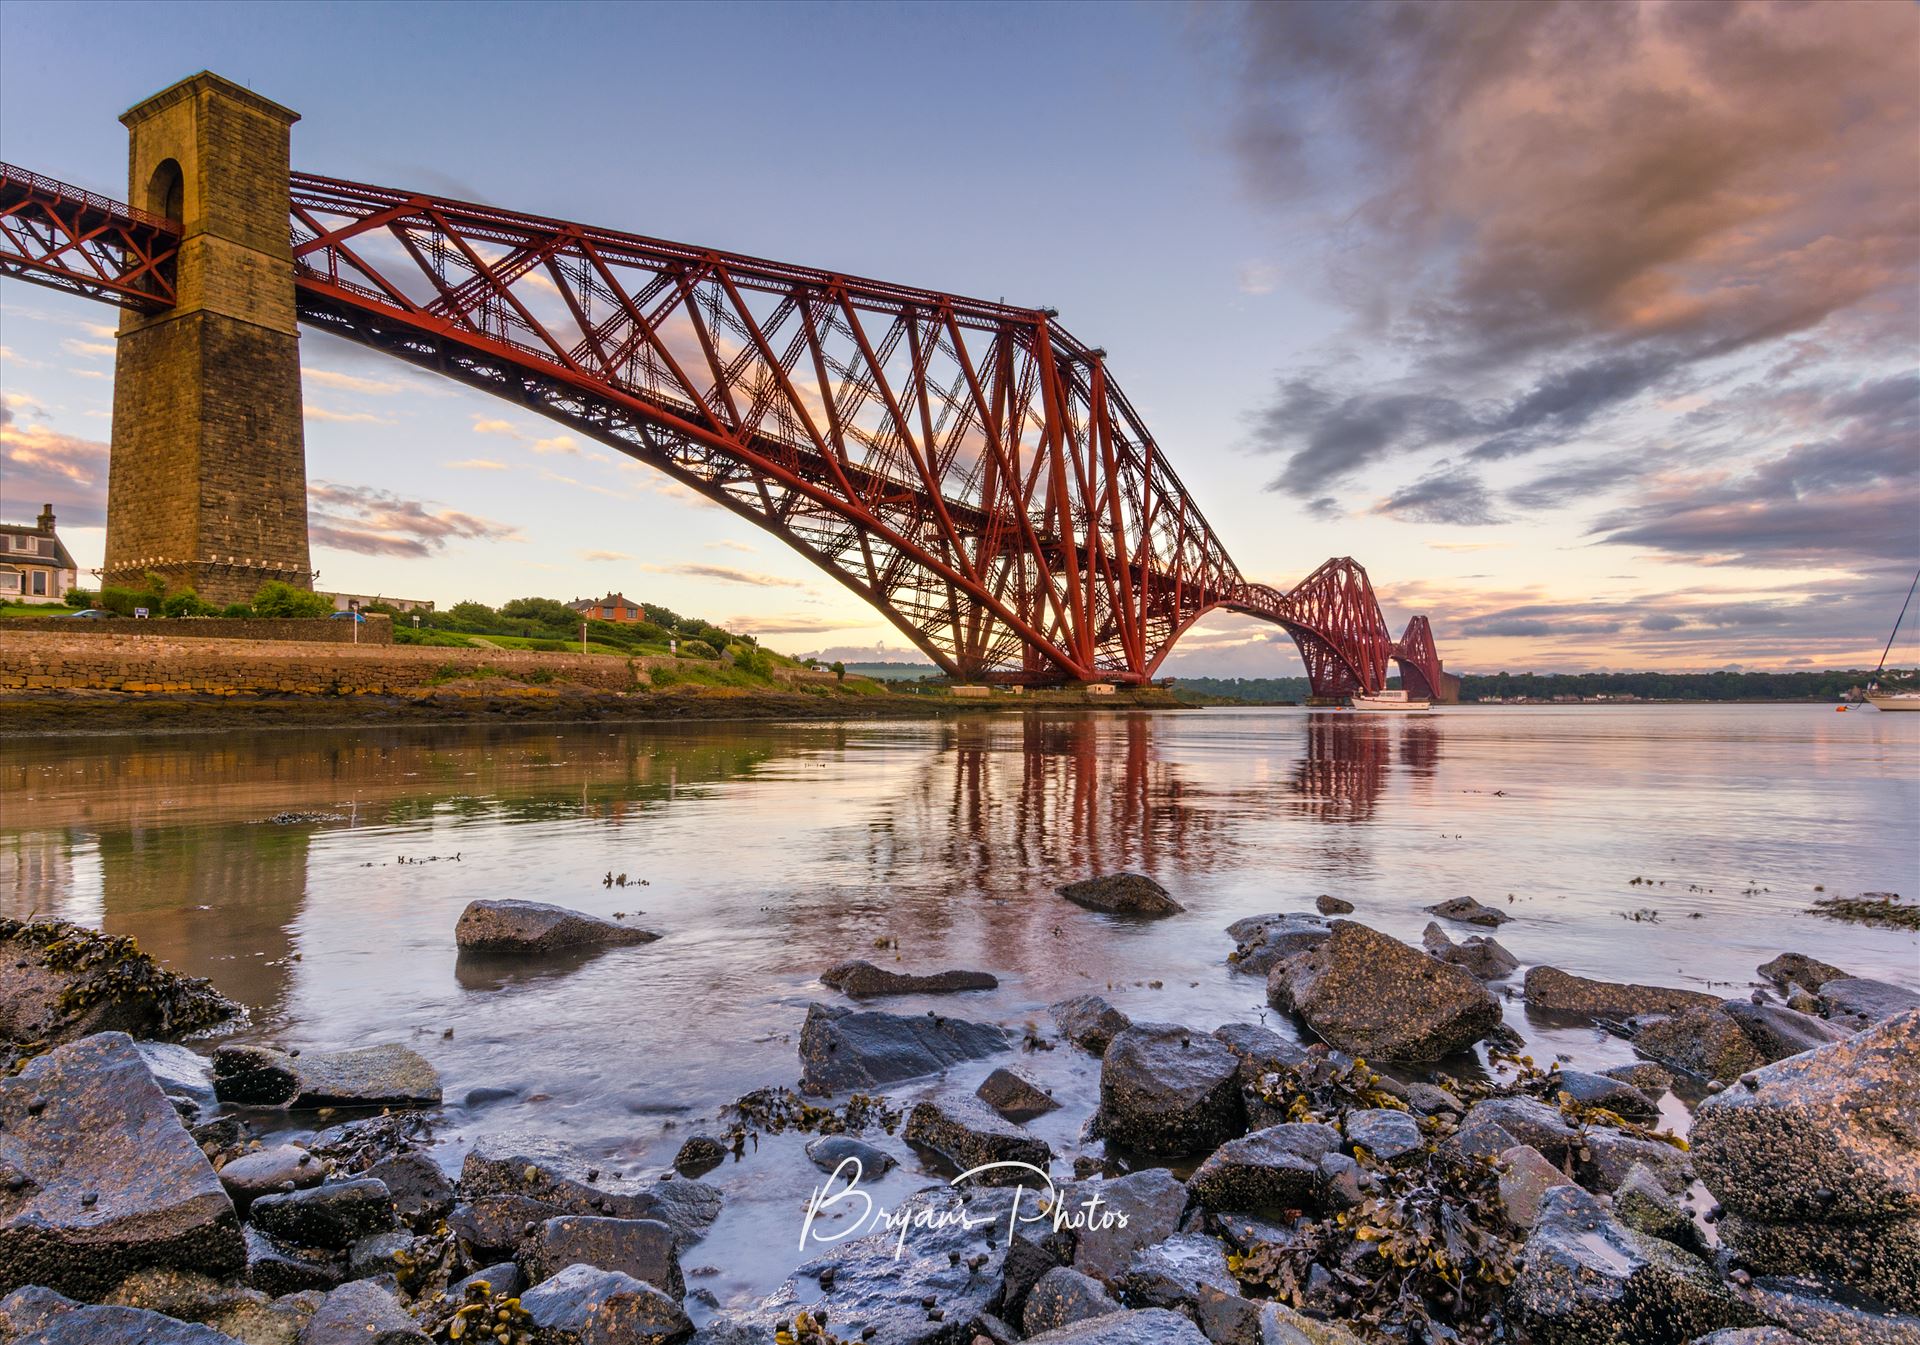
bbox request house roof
[0,521,77,573]
[570,592,640,610]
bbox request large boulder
[248,1179,395,1251]
[1718,1212,1920,1312]
[1817,978,1920,1027]
[0,917,236,1045]
[521,1215,683,1297]
[821,960,997,997]
[1054,1167,1190,1285]
[1267,921,1501,1061]
[214,1042,440,1109]
[1023,1265,1121,1335]
[1720,1001,1852,1061]
[1731,1273,1920,1345]
[454,898,659,952]
[1523,966,1721,1018]
[0,1032,244,1297]
[903,1093,1051,1184]
[1758,953,1849,994]
[1512,1185,1754,1344]
[1050,994,1132,1054]
[298,1279,428,1345]
[1059,872,1184,917]
[1225,913,1330,977]
[1095,1022,1244,1156]
[1630,1006,1767,1083]
[1186,1123,1338,1213]
[520,1263,690,1342]
[797,1001,1008,1095]
[0,1287,241,1344]
[1425,896,1510,927]
[458,1145,721,1247]
[1118,1232,1236,1309]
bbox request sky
[2,0,1915,675]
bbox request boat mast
[1874,567,1920,677]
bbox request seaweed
[724,1085,902,1155]
[430,1273,531,1343]
[0,916,236,1037]
[774,1310,851,1345]
[1809,892,1918,931]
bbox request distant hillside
[1168,668,1916,704]
[840,661,939,682]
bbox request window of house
[0,572,17,593]
[31,571,47,596]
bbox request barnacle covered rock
[0,917,237,1047]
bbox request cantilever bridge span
[0,79,1457,698]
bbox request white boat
[1865,567,1920,711]
[1865,690,1920,712]
[1351,689,1432,712]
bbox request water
[4,705,1916,1309]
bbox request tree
[499,596,577,630]
[251,581,333,619]
[831,660,846,682]
[445,600,499,630]
[162,589,210,618]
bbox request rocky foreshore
[2,894,1916,1345]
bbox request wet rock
[1513,1185,1754,1344]
[1631,1006,1767,1082]
[1194,1282,1263,1345]
[1722,1000,1853,1061]
[303,1114,428,1172]
[216,1144,324,1213]
[1212,1022,1311,1091]
[1267,921,1501,1062]
[797,1001,1009,1095]
[1441,1116,1521,1165]
[1056,1167,1190,1285]
[97,1267,259,1324]
[241,1225,342,1296]
[1023,1265,1121,1334]
[1095,1022,1245,1157]
[299,1279,428,1345]
[1462,1097,1580,1166]
[0,917,237,1046]
[976,1066,1059,1121]
[1225,913,1331,977]
[520,1262,690,1342]
[1258,1302,1369,1345]
[1187,1123,1338,1214]
[1614,1161,1705,1252]
[1314,895,1355,916]
[1732,1273,1920,1345]
[1343,1107,1423,1162]
[673,1135,726,1178]
[1689,1331,1812,1345]
[522,1215,683,1297]
[1059,872,1184,917]
[1601,1062,1675,1096]
[1817,978,1920,1027]
[821,960,998,997]
[1022,1308,1210,1344]
[803,1134,895,1177]
[286,1044,441,1109]
[211,1045,300,1107]
[1422,921,1520,980]
[448,1194,562,1262]
[249,1178,395,1250]
[1552,1069,1660,1123]
[454,898,658,952]
[360,1152,454,1227]
[1523,965,1721,1018]
[207,1289,322,1345]
[760,1186,1007,1343]
[1050,994,1133,1055]
[0,1032,244,1298]
[0,1288,241,1343]
[1758,953,1850,994]
[448,1260,525,1302]
[346,1228,413,1279]
[1499,1144,1576,1229]
[1586,1130,1690,1194]
[1722,1213,1920,1312]
[459,1145,722,1246]
[1406,1082,1466,1117]
[1425,896,1510,927]
[1118,1232,1236,1309]
[905,1093,1051,1183]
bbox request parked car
[329,610,366,622]
[63,609,113,619]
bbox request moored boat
[1864,690,1920,712]
[1864,567,1920,712]
[1351,689,1432,712]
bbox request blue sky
[3,1,1915,673]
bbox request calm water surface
[4,705,1916,1309]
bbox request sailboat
[1865,568,1920,712]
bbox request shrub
[162,589,212,618]
[734,647,774,679]
[63,588,95,608]
[99,587,142,617]
[445,600,500,630]
[679,639,718,659]
[251,581,333,619]
[831,661,846,682]
[650,665,680,687]
[220,603,254,619]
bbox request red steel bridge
[0,158,1457,699]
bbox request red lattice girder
[0,162,177,311]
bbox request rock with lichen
[1094,1022,1245,1157]
[1267,921,1501,1061]
[1059,872,1184,917]
[0,917,237,1046]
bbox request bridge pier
[105,72,310,606]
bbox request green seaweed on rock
[0,916,236,1038]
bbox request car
[329,610,366,622]
[63,609,113,619]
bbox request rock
[346,1228,413,1279]
[1055,1167,1189,1285]
[1425,896,1510,927]
[1586,1130,1691,1194]
[241,1225,342,1296]
[1343,1107,1423,1162]
[976,1066,1059,1121]
[1632,1006,1767,1082]
[216,1144,324,1213]
[208,1289,321,1345]
[1614,1161,1705,1252]
[1499,1144,1576,1229]
[1758,953,1850,994]
[1721,1000,1853,1062]
[298,1279,428,1345]
[1187,1123,1339,1213]
[0,1032,244,1297]
[1551,1069,1660,1123]
[672,1135,726,1178]
[1118,1233,1236,1309]
[803,1134,895,1178]
[1406,1082,1465,1116]
[520,1263,690,1342]
[1194,1282,1263,1345]
[1721,1214,1920,1313]
[286,1044,440,1109]
[454,898,659,952]
[1441,1117,1521,1165]
[1211,1022,1310,1087]
[1050,994,1133,1055]
[904,1093,1051,1184]
[1513,1185,1754,1344]
[522,1215,683,1297]
[1022,1308,1210,1344]
[248,1179,395,1250]
[1422,922,1520,980]
[0,1287,241,1343]
[1461,1097,1580,1166]
[1817,978,1920,1026]
[1266,921,1501,1061]
[303,1114,427,1171]
[1095,1022,1245,1156]
[760,1186,1007,1342]
[1523,966,1721,1018]
[98,1267,259,1323]
[211,1045,300,1106]
[797,1001,1008,1095]
[360,1152,454,1226]
[1225,913,1331,977]
[459,1145,722,1246]
[1314,895,1354,915]
[1732,1273,1920,1345]
[0,917,237,1045]
[1059,872,1184,916]
[448,1261,524,1302]
[1023,1265,1121,1335]
[1602,1062,1675,1095]
[821,960,998,997]
[1258,1302,1369,1345]
[448,1195,561,1263]
[1690,1331,1811,1345]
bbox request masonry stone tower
[105,72,310,606]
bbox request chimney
[37,504,55,533]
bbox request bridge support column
[105,72,309,606]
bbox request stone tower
[105,72,310,606]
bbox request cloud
[444,458,510,471]
[472,417,519,436]
[0,403,110,526]
[640,561,811,589]
[703,538,757,554]
[302,367,408,396]
[307,481,520,558]
[724,614,849,635]
[305,406,395,425]
[580,549,632,562]
[1373,468,1504,526]
[60,339,114,359]
[531,435,579,456]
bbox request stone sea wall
[0,616,392,645]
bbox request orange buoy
[1835,705,1848,712]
